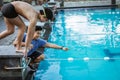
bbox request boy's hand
[62,47,69,51]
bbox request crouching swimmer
[0,1,54,57]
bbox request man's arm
[24,19,37,56]
[44,42,69,51]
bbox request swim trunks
[1,3,18,18]
[28,51,43,62]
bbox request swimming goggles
[40,7,47,18]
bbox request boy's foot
[28,63,39,70]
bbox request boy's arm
[44,42,69,51]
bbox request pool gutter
[57,4,118,9]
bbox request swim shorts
[1,3,18,18]
[28,51,43,62]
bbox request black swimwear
[1,3,18,18]
[28,51,43,62]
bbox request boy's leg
[28,51,44,69]
[34,54,45,62]
[28,51,44,63]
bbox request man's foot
[16,49,23,53]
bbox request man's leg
[0,17,15,39]
[9,16,26,50]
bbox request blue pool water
[35,8,120,80]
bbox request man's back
[11,1,38,20]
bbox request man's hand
[23,44,33,57]
[29,44,33,50]
[23,48,28,57]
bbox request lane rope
[45,57,120,61]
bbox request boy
[20,26,68,63]
[0,1,54,56]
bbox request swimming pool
[34,8,120,80]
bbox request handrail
[4,57,31,70]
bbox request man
[21,26,68,63]
[0,1,54,56]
